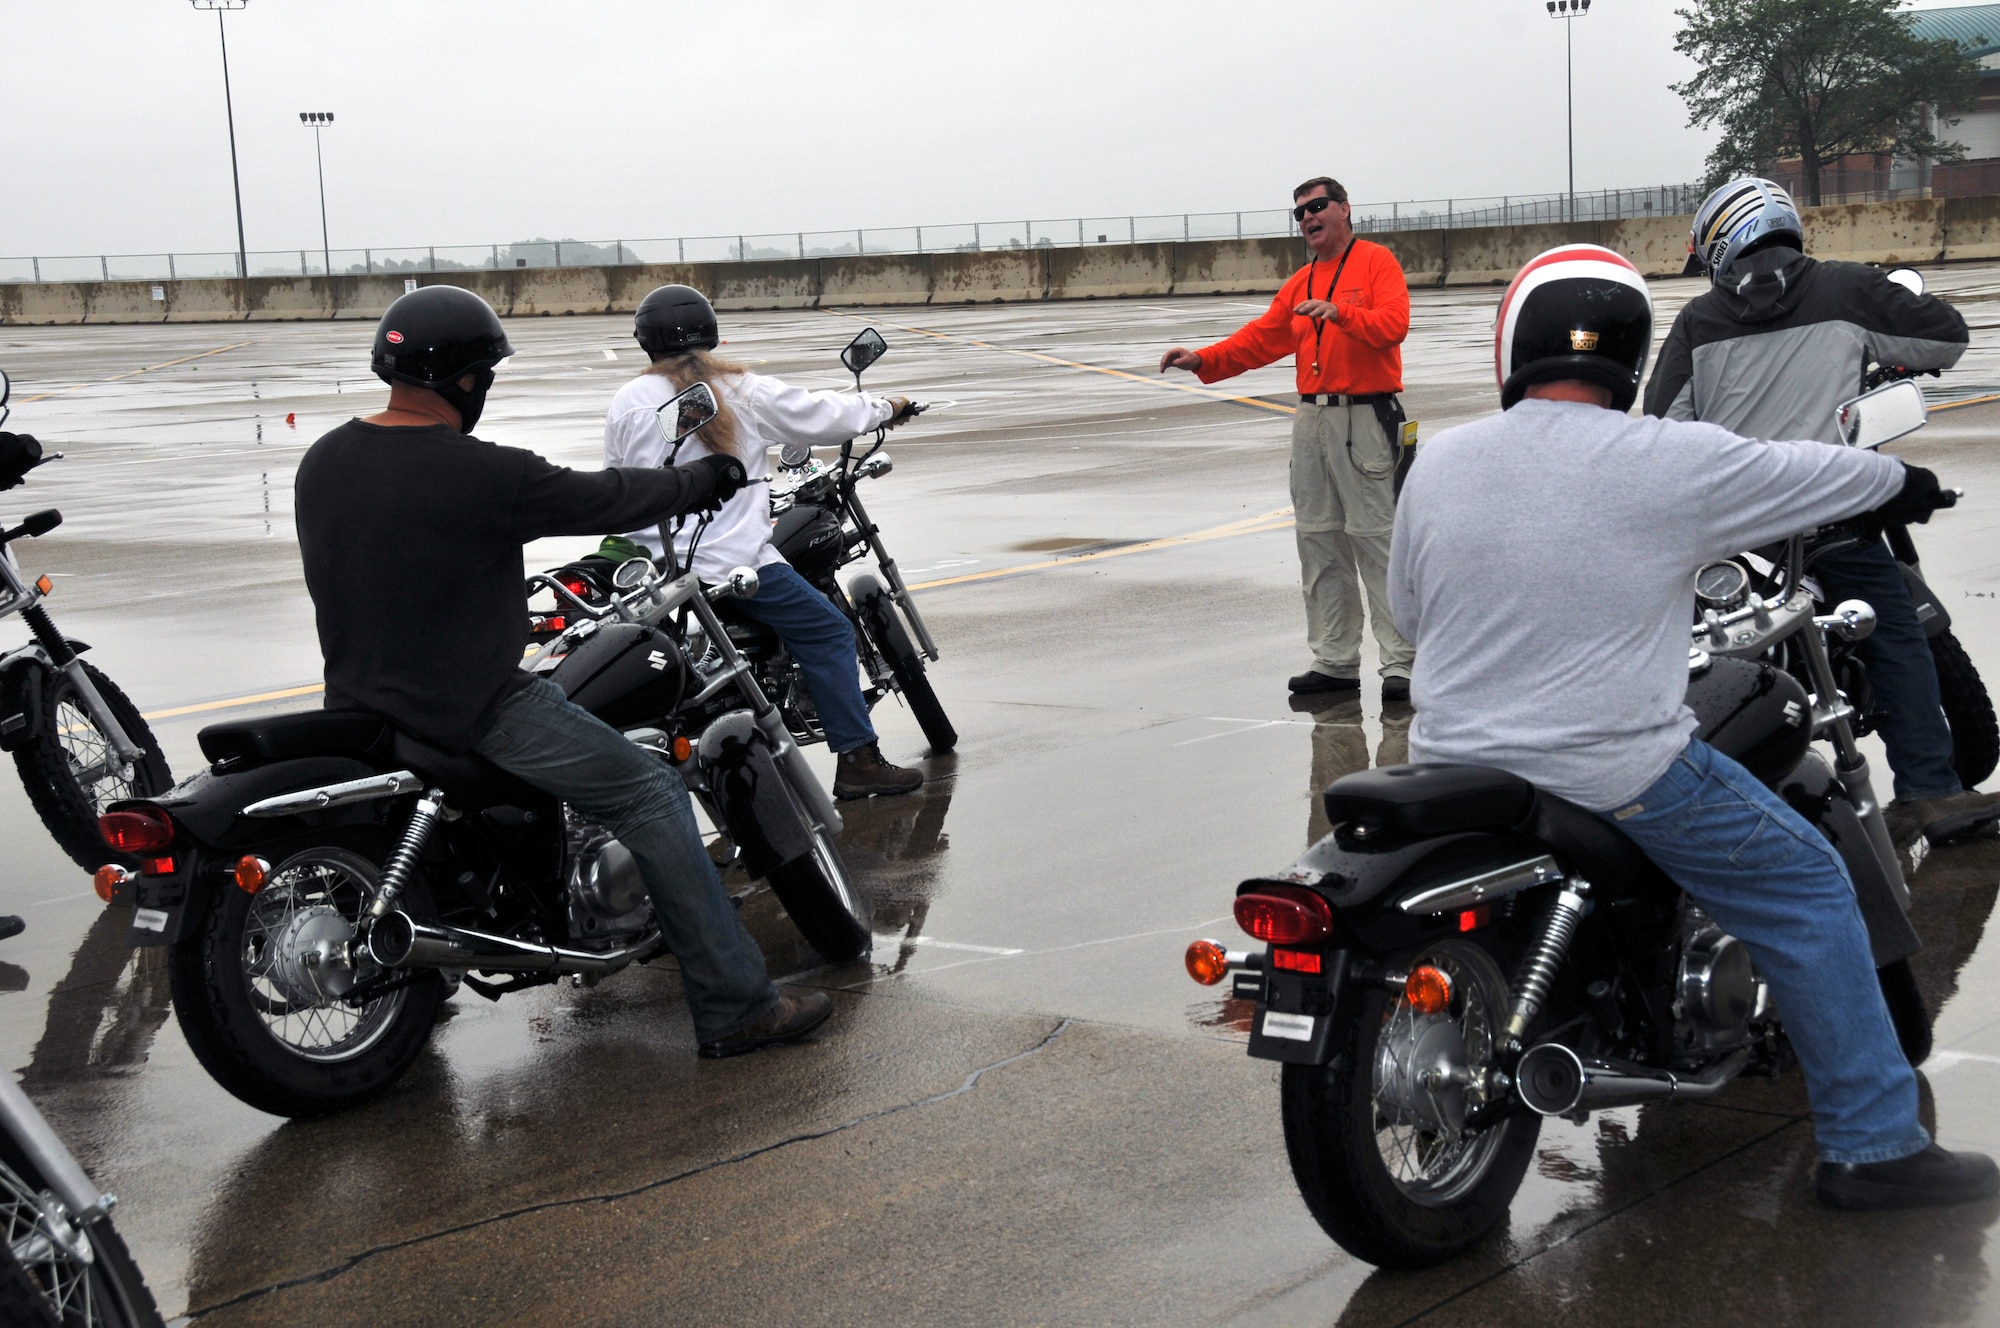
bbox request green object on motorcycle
[595,534,651,563]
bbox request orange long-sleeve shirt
[1195,240,1410,395]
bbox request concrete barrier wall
[1,196,1984,326]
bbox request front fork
[842,484,939,662]
[18,601,147,768]
[1798,612,1910,908]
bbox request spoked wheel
[764,782,871,963]
[1280,937,1539,1269]
[0,1136,161,1327]
[1932,630,1999,790]
[11,663,171,871]
[169,844,442,1116]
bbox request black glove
[1873,462,1954,527]
[0,433,42,492]
[686,453,749,512]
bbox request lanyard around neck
[1307,239,1357,376]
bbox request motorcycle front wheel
[763,779,871,963]
[0,1133,162,1327]
[1932,630,1999,790]
[169,843,443,1117]
[11,662,172,871]
[1280,936,1539,1269]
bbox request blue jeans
[732,563,877,754]
[1817,540,1960,802]
[474,677,777,1041]
[1601,739,1927,1164]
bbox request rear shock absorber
[367,789,446,919]
[1505,878,1592,1045]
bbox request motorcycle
[529,327,956,754]
[0,370,172,871]
[100,381,867,1118]
[0,1067,162,1326]
[1186,378,1941,1268]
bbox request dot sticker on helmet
[386,330,405,344]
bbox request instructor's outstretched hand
[1159,347,1202,374]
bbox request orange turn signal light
[1185,938,1230,986]
[33,575,51,596]
[672,734,694,763]
[92,864,129,903]
[1404,964,1454,1016]
[233,855,270,895]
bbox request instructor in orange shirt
[1160,175,1414,700]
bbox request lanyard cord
[1306,239,1357,376]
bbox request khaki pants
[1290,401,1415,680]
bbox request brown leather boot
[833,742,924,799]
[698,990,834,1059]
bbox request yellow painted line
[20,341,254,402]
[143,683,323,721]
[823,309,1297,416]
[1931,392,2000,414]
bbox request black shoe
[698,991,835,1059]
[1816,1144,2000,1210]
[0,917,22,942]
[1287,671,1360,695]
[1381,676,1410,702]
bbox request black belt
[1299,392,1392,407]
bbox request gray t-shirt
[1387,399,1903,811]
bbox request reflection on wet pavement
[2,291,2000,1323]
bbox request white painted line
[30,891,99,908]
[1925,1049,2000,1071]
[903,936,1025,956]
[602,348,619,360]
[890,916,1236,977]
[1173,717,1306,747]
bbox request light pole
[299,112,334,276]
[1546,0,1592,224]
[192,1,251,279]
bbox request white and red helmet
[1494,244,1653,412]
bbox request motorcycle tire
[763,779,871,963]
[885,648,957,754]
[169,843,443,1117]
[12,662,172,872]
[0,1132,162,1327]
[1280,936,1539,1269]
[1932,630,1999,790]
[1877,956,1934,1067]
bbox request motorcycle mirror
[778,441,813,469]
[840,327,889,378]
[856,453,893,479]
[1836,378,1927,449]
[611,556,655,591]
[1886,267,1926,298]
[657,381,718,446]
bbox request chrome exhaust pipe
[365,911,656,976]
[1516,1043,1752,1117]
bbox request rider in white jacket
[604,286,923,798]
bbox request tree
[1672,0,1981,204]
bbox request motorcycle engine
[1672,902,1765,1062]
[564,817,655,946]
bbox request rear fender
[1779,752,1920,965]
[697,710,815,879]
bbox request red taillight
[140,856,175,877]
[1270,947,1323,974]
[561,578,589,598]
[1458,906,1492,933]
[546,616,566,632]
[98,806,175,854]
[1234,886,1334,946]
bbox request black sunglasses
[1292,196,1339,222]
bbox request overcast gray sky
[0,1,1943,261]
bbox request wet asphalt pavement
[5,273,2000,1325]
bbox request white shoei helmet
[1494,245,1653,412]
[1691,177,1805,285]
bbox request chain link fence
[0,183,1706,284]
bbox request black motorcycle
[100,382,867,1118]
[1187,381,1938,1268]
[531,326,956,754]
[0,369,173,872]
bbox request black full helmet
[633,284,719,358]
[1494,245,1653,412]
[371,285,514,432]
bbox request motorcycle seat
[199,710,390,772]
[389,730,549,813]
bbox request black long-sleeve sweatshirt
[295,420,713,751]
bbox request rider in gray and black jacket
[1644,176,1996,845]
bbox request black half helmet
[634,284,719,357]
[370,285,513,431]
[1494,245,1653,412]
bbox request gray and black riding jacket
[1642,246,1968,443]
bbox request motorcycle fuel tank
[550,622,688,727]
[774,503,845,579]
[1687,656,1811,786]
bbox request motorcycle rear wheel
[1280,936,1538,1269]
[1932,630,1999,790]
[12,662,172,872]
[169,843,443,1116]
[763,781,871,963]
[0,1133,161,1327]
